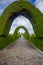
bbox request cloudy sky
[9,15,34,35]
[0,0,43,35]
[0,0,43,15]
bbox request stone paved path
[0,37,43,65]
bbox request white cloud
[35,0,43,13]
[18,28,25,34]
[0,0,17,15]
[0,0,16,4]
[0,0,43,15]
[0,7,3,14]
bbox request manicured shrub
[23,33,43,51]
[0,32,21,50]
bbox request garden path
[0,36,43,65]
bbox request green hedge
[23,33,43,51]
[0,1,43,37]
[0,33,21,50]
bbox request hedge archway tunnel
[0,1,43,38]
[14,26,29,35]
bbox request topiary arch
[13,26,29,35]
[0,1,43,38]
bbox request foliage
[0,32,21,50]
[23,32,30,40]
[0,1,43,37]
[0,25,29,50]
[13,26,29,35]
[0,1,43,51]
[30,36,43,51]
[23,33,43,51]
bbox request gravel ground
[0,37,43,65]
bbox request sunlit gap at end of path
[9,15,35,36]
[18,28,25,34]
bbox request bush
[23,33,43,51]
[0,33,21,50]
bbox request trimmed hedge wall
[0,1,43,38]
